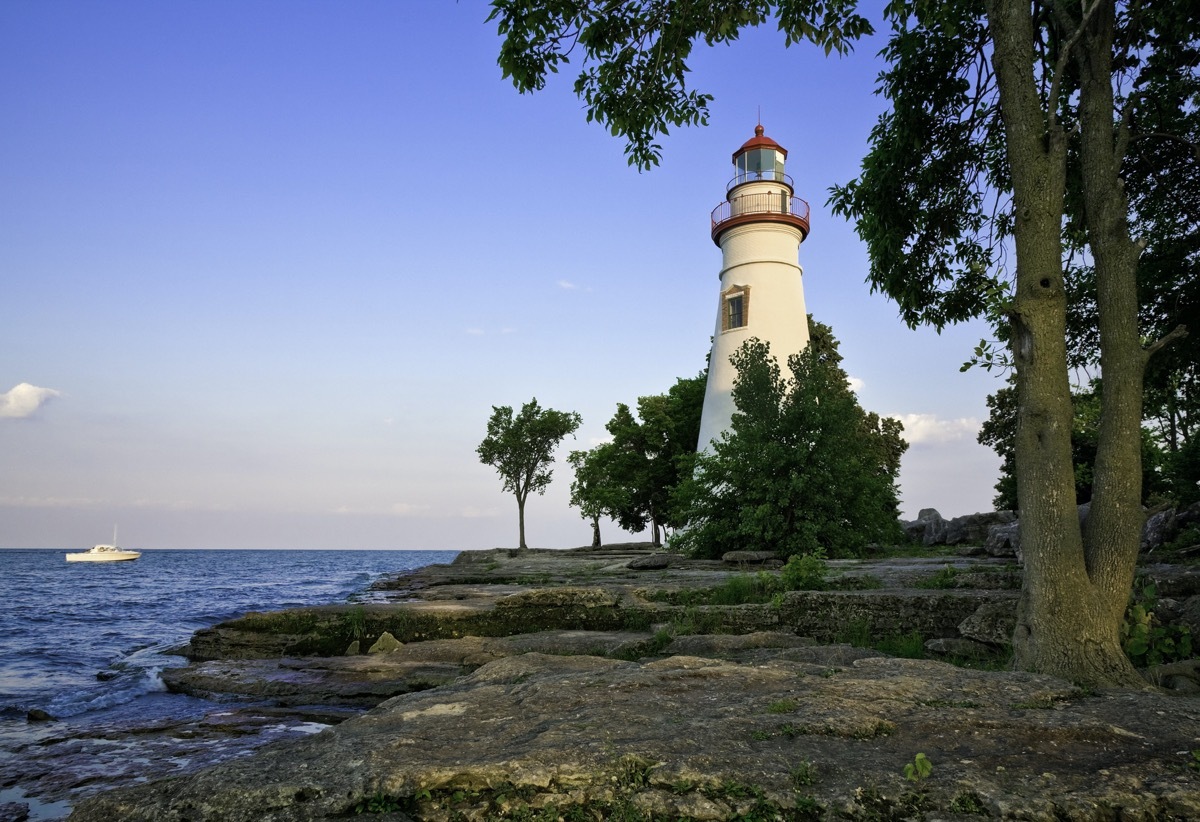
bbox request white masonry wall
[696,216,809,452]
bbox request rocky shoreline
[60,544,1200,820]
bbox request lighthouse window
[736,149,784,183]
[722,289,749,331]
[728,295,744,328]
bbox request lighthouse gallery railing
[711,193,811,233]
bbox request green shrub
[780,548,828,591]
[1122,581,1194,667]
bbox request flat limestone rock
[73,652,1200,821]
[161,631,660,706]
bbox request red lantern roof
[732,124,788,162]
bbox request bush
[671,324,907,560]
[780,549,829,591]
[1122,581,1195,667]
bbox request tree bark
[591,517,602,548]
[517,493,528,551]
[1070,0,1146,684]
[986,0,1143,686]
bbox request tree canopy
[488,0,873,169]
[477,398,582,550]
[978,379,1169,511]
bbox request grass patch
[791,760,817,787]
[649,550,832,607]
[836,619,927,659]
[914,564,959,589]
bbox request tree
[1061,25,1200,502]
[488,0,1197,686]
[829,0,1193,686]
[567,374,704,547]
[673,326,907,560]
[599,373,706,546]
[567,445,626,547]
[477,398,581,550]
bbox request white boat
[66,528,141,562]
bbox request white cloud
[893,413,980,445]
[0,495,103,508]
[459,505,500,518]
[847,375,865,393]
[557,279,579,290]
[389,502,430,516]
[465,328,485,336]
[0,383,62,419]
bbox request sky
[0,0,1003,551]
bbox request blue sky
[1,0,1001,550]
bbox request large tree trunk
[986,0,1142,686]
[1070,0,1147,684]
[591,517,601,548]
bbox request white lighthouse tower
[696,125,812,451]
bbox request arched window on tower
[721,285,750,331]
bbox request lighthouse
[696,125,812,451]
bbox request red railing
[711,193,811,236]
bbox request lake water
[0,548,457,821]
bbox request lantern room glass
[735,148,784,184]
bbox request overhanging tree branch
[1145,323,1189,359]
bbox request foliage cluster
[979,380,1174,510]
[656,550,830,607]
[568,374,704,547]
[671,326,907,560]
[914,565,959,590]
[903,752,933,783]
[1121,581,1195,668]
[837,618,926,659]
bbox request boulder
[664,631,815,657]
[720,550,778,565]
[924,637,996,659]
[627,553,672,570]
[495,587,619,609]
[366,632,402,654]
[944,511,1017,546]
[1177,595,1200,638]
[1143,507,1177,553]
[985,520,1021,558]
[902,509,947,546]
[958,601,1016,646]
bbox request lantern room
[731,124,788,188]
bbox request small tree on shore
[477,398,581,550]
[567,445,626,547]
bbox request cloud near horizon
[0,383,62,419]
[893,413,980,446]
